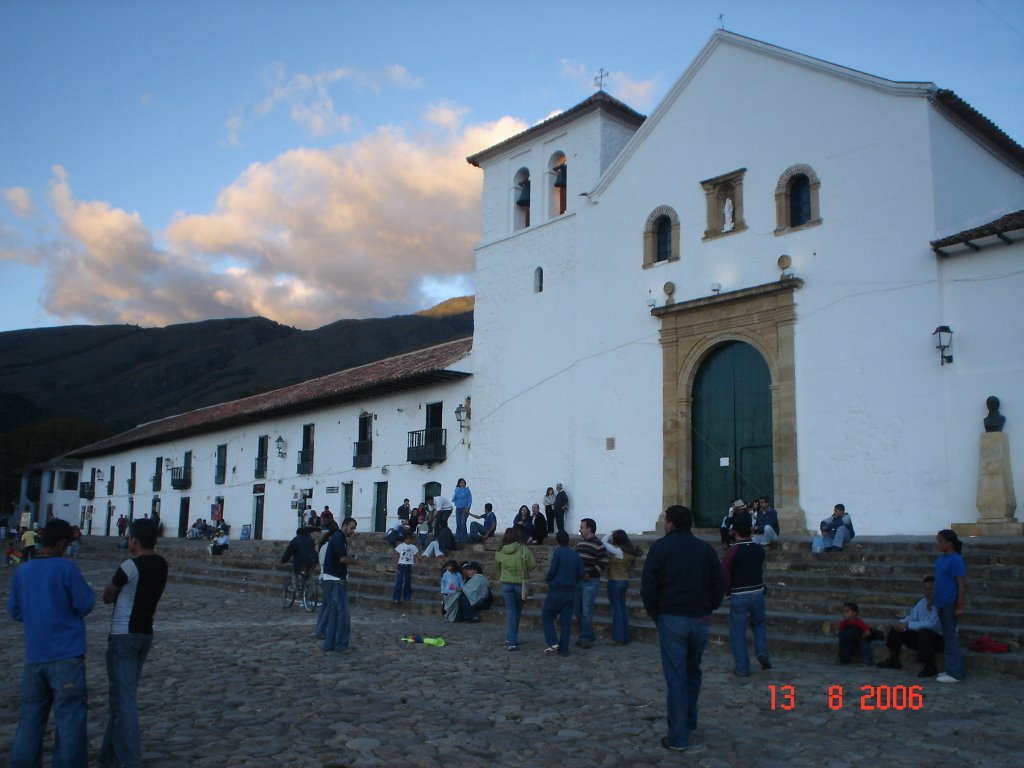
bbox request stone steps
[76,534,1024,678]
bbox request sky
[1,0,1022,334]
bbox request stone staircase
[76,533,1024,677]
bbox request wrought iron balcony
[106,480,114,496]
[79,482,94,500]
[170,467,192,490]
[407,428,447,465]
[254,456,268,479]
[215,464,227,485]
[353,440,372,468]
[297,449,314,475]
[127,477,136,495]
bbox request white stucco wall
[80,375,475,541]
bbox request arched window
[655,216,672,262]
[513,167,531,231]
[788,175,811,227]
[534,266,544,293]
[643,206,680,268]
[548,152,567,219]
[774,164,821,235]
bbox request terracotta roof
[69,337,473,458]
[931,210,1024,254]
[932,90,1024,173]
[466,90,645,168]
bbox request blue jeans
[728,592,768,675]
[655,614,709,749]
[392,564,412,602]
[468,522,487,541]
[10,656,88,768]
[322,580,351,652]
[542,588,575,654]
[101,634,153,768]
[607,579,630,644]
[501,584,523,647]
[455,507,470,543]
[574,577,600,643]
[937,605,965,680]
[314,578,332,638]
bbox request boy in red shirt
[838,602,884,665]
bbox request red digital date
[769,684,923,711]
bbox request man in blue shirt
[876,576,944,677]
[7,518,96,768]
[468,502,497,542]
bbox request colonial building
[48,31,1024,539]
[65,339,472,541]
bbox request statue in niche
[722,197,734,233]
[984,396,1006,433]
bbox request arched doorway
[691,341,773,527]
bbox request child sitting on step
[837,601,884,665]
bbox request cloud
[4,187,35,219]
[251,63,423,139]
[222,112,245,148]
[12,112,526,329]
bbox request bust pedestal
[955,432,1021,536]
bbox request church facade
[46,31,1023,539]
[466,30,1023,535]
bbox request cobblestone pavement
[2,558,1021,768]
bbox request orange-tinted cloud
[15,111,526,329]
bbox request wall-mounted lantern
[933,325,953,366]
[275,436,287,458]
[454,397,472,432]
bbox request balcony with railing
[254,456,268,479]
[297,449,314,475]
[79,482,94,500]
[353,440,372,468]
[127,477,136,495]
[407,428,447,465]
[170,466,192,490]
[215,463,227,485]
[106,480,114,496]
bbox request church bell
[516,180,531,207]
[553,164,567,188]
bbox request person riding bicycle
[281,527,317,589]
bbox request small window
[774,164,821,235]
[789,175,811,226]
[642,206,680,267]
[655,217,672,262]
[534,266,544,293]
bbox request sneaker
[876,657,901,669]
[660,738,706,753]
[935,673,961,684]
[507,644,519,652]
[758,655,772,671]
[576,640,592,649]
[543,645,559,655]
[918,664,938,678]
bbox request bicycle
[281,567,319,612]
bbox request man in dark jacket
[281,527,317,590]
[641,505,724,753]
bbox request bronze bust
[984,396,1005,433]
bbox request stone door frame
[653,277,804,533]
